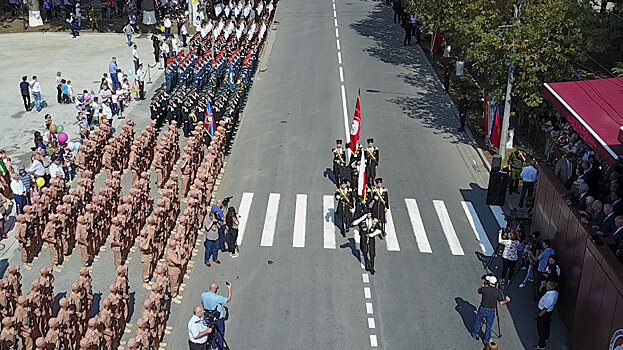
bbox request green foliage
[403,0,617,108]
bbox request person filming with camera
[472,275,510,346]
[201,282,232,350]
[188,305,213,350]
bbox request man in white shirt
[10,173,27,214]
[164,15,172,38]
[535,282,558,349]
[187,305,212,350]
[102,100,113,121]
[136,63,145,100]
[519,160,538,208]
[30,75,43,112]
[49,155,65,179]
[132,44,140,72]
[27,153,47,180]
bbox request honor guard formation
[0,0,278,348]
[333,138,388,274]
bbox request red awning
[543,77,623,164]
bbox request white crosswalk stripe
[292,194,307,247]
[234,192,497,256]
[236,192,254,246]
[260,193,280,247]
[323,195,337,249]
[404,198,432,253]
[433,200,465,256]
[384,209,400,251]
[462,201,495,256]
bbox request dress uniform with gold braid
[367,178,389,237]
[354,210,381,274]
[364,138,379,188]
[332,139,347,186]
[334,179,355,237]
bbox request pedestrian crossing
[231,192,502,255]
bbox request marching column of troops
[333,138,388,274]
[153,122,181,188]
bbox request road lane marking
[260,193,280,247]
[433,200,465,255]
[336,39,340,50]
[333,9,336,16]
[364,287,371,299]
[335,28,339,38]
[368,318,376,329]
[292,194,307,247]
[462,201,495,256]
[366,302,373,314]
[323,195,336,249]
[236,192,254,246]
[337,51,342,64]
[340,84,349,141]
[332,3,335,10]
[384,209,400,251]
[490,205,507,228]
[339,66,344,82]
[404,198,432,253]
[370,335,378,347]
[362,273,369,283]
[334,18,338,27]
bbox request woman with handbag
[225,207,240,258]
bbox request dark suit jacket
[599,214,616,236]
[591,210,606,226]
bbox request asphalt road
[163,1,565,349]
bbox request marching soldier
[364,138,379,188]
[334,179,354,237]
[332,139,347,186]
[368,178,389,237]
[353,209,381,274]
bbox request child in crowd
[66,80,74,102]
[61,79,70,103]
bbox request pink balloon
[57,132,68,144]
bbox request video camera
[222,196,234,207]
[202,308,220,326]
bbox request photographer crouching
[201,282,232,350]
[188,305,213,350]
[472,275,510,346]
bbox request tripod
[209,321,232,350]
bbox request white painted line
[340,85,350,141]
[370,335,378,347]
[368,318,376,329]
[334,18,338,27]
[352,228,365,269]
[433,200,465,255]
[364,287,371,299]
[333,9,336,16]
[404,198,432,253]
[292,194,307,247]
[490,205,507,228]
[335,28,339,38]
[339,66,344,82]
[336,39,340,50]
[337,51,342,64]
[236,192,254,246]
[260,193,280,247]
[462,201,495,256]
[362,273,369,283]
[366,302,373,314]
[323,195,336,249]
[384,209,400,251]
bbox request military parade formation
[332,138,388,274]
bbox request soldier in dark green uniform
[334,179,354,237]
[364,138,379,188]
[367,178,389,237]
[332,140,347,186]
[507,149,525,194]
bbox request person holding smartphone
[201,282,232,350]
[204,212,221,267]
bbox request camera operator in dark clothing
[188,305,213,350]
[472,275,511,345]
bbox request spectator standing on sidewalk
[124,22,135,46]
[535,282,558,349]
[519,160,538,208]
[225,207,239,258]
[19,76,31,111]
[203,212,221,267]
[211,199,227,252]
[132,44,140,72]
[498,229,521,286]
[136,63,145,100]
[17,165,32,205]
[10,173,27,215]
[30,76,43,112]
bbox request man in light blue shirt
[201,282,232,350]
[109,57,119,92]
[519,160,538,208]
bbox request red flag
[491,106,501,147]
[483,92,488,137]
[349,90,361,153]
